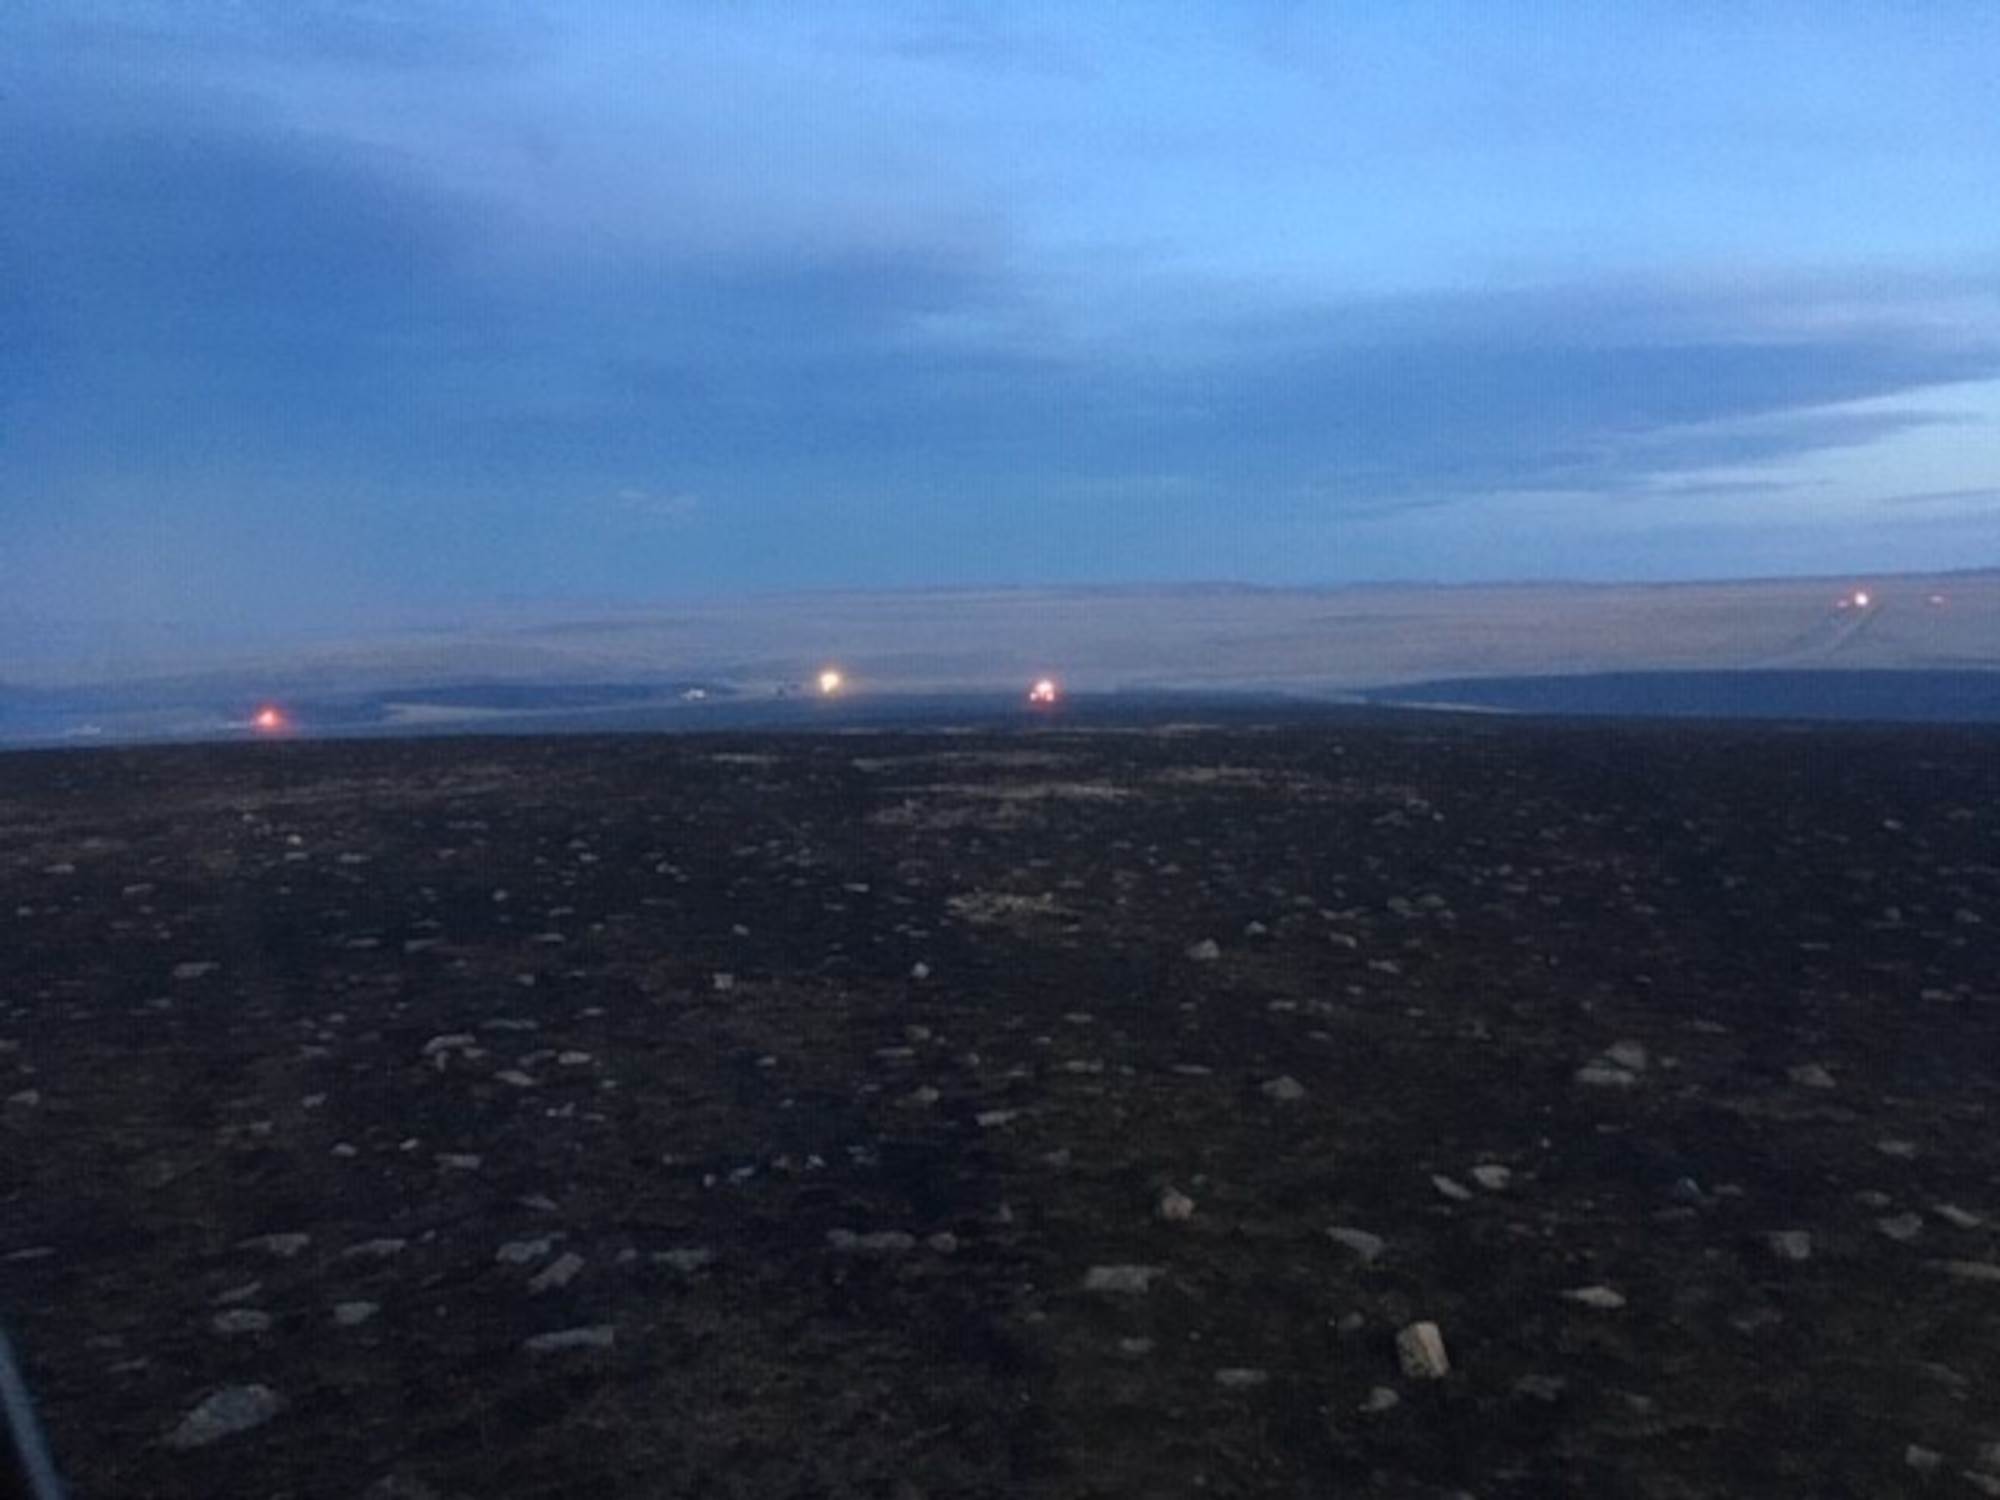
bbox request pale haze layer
[5,2,1999,670]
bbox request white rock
[171,962,221,981]
[1877,1213,1924,1243]
[1470,1164,1513,1192]
[343,1238,407,1260]
[1431,1174,1473,1202]
[1185,939,1221,962]
[1327,1227,1386,1263]
[210,1309,272,1337]
[1603,1040,1649,1072]
[496,1236,558,1266]
[435,1153,482,1171]
[1934,1204,1985,1231]
[1574,1063,1636,1088]
[1562,1285,1627,1310]
[167,1385,286,1448]
[420,1033,477,1058]
[1261,1075,1307,1103]
[654,1248,714,1273]
[1214,1367,1269,1390]
[528,1251,586,1293]
[826,1229,917,1255]
[1155,1187,1197,1223]
[521,1325,615,1355]
[1936,1259,2000,1283]
[239,1233,311,1259]
[1766,1231,1814,1262]
[1360,1386,1402,1413]
[1083,1264,1162,1294]
[1396,1322,1450,1380]
[1788,1062,1837,1090]
[332,1302,379,1328]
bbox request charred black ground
[3,717,1998,1498]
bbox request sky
[5,2,2000,664]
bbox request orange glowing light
[1028,677,1060,705]
[253,706,288,733]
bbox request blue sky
[5,2,1999,660]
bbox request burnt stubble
[3,718,1998,1498]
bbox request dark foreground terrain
[3,716,1999,1498]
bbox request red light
[253,706,288,733]
[1028,677,1060,706]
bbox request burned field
[3,718,1999,1498]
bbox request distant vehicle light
[817,669,844,697]
[1028,677,1060,705]
[1928,594,1947,608]
[252,705,290,734]
[1852,590,1871,609]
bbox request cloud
[6,4,1999,607]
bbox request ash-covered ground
[3,716,1999,1498]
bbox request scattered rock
[1766,1231,1814,1262]
[1935,1204,1985,1231]
[1906,1444,1943,1473]
[1213,1367,1269,1390]
[210,1309,271,1337]
[1877,1213,1925,1243]
[332,1302,379,1328]
[1470,1164,1513,1192]
[1360,1386,1402,1413]
[238,1233,311,1259]
[166,1385,286,1449]
[1261,1075,1307,1103]
[171,962,221,981]
[654,1248,714,1273]
[1396,1322,1450,1380]
[1155,1187,1197,1223]
[1787,1062,1837,1090]
[528,1251,586,1293]
[1574,1063,1637,1088]
[1083,1264,1162,1294]
[343,1238,408,1260]
[1327,1227,1386,1263]
[497,1237,558,1266]
[1603,1040,1649,1071]
[521,1325,615,1355]
[1431,1174,1473,1202]
[1185,939,1221,962]
[827,1229,917,1255]
[1562,1285,1627,1310]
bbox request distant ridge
[1365,669,2000,724]
[4,571,1996,744]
